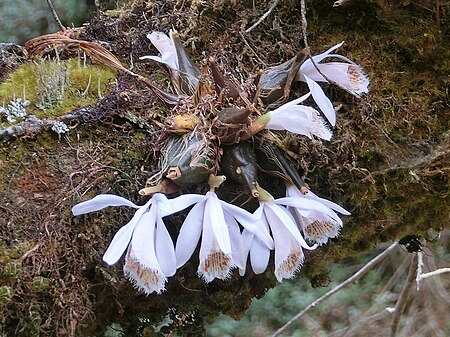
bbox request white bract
[297,41,370,126]
[243,199,316,282]
[72,193,184,295]
[259,92,332,141]
[174,191,274,282]
[285,185,351,245]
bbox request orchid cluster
[72,30,369,295]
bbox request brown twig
[238,32,267,66]
[46,0,65,31]
[20,243,42,262]
[270,242,399,337]
[389,253,418,337]
[245,0,281,33]
[300,0,309,50]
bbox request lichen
[0,58,116,129]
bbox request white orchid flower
[140,31,179,75]
[253,92,332,141]
[242,187,316,281]
[72,193,191,295]
[174,178,274,282]
[297,41,370,126]
[140,30,200,94]
[285,184,351,245]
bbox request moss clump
[0,58,116,128]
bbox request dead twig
[46,0,65,31]
[238,32,267,66]
[419,268,450,280]
[389,253,418,337]
[20,243,42,262]
[245,0,281,33]
[270,242,399,337]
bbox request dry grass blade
[24,33,132,75]
[24,34,72,55]
[76,41,131,74]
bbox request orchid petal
[304,62,369,96]
[152,193,173,217]
[248,218,271,275]
[303,75,336,126]
[198,212,233,282]
[155,216,176,277]
[250,238,271,275]
[265,202,316,250]
[284,186,347,244]
[275,239,304,281]
[146,31,178,70]
[175,201,204,268]
[205,192,231,254]
[285,185,349,216]
[264,202,302,242]
[130,208,161,271]
[278,92,311,108]
[72,194,139,216]
[222,202,274,249]
[275,197,342,223]
[266,211,305,281]
[139,55,174,67]
[239,229,253,276]
[266,106,312,138]
[308,191,351,215]
[308,41,345,65]
[168,193,205,214]
[102,205,147,265]
[267,103,333,140]
[123,246,166,295]
[224,213,245,270]
[300,212,341,245]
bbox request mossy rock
[0,0,449,336]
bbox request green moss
[2,261,22,278]
[31,276,51,293]
[0,285,13,305]
[0,58,116,128]
[0,241,36,265]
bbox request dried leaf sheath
[25,33,130,74]
[24,33,180,105]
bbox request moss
[0,58,116,129]
[0,285,13,305]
